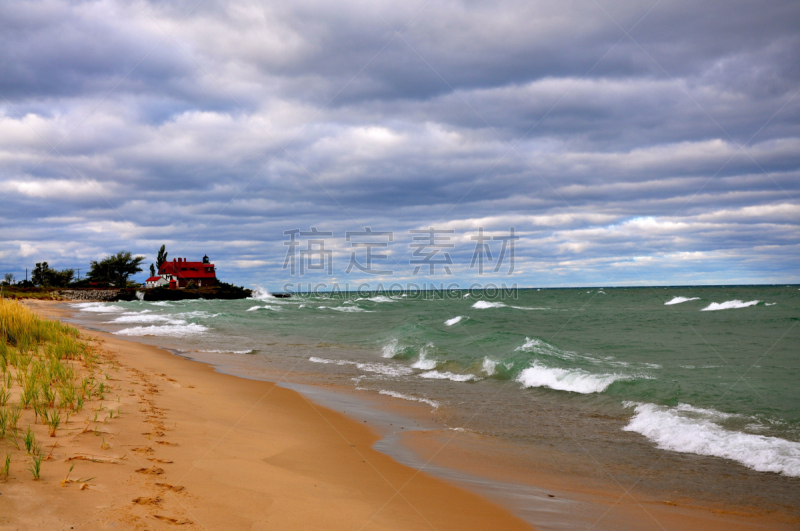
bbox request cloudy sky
[1,0,798,289]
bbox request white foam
[515,337,563,357]
[72,302,124,313]
[411,344,437,370]
[623,403,800,477]
[115,323,208,337]
[309,356,350,365]
[198,349,254,354]
[308,357,412,376]
[472,301,506,309]
[765,303,777,306]
[516,362,625,393]
[378,390,439,409]
[246,305,280,312]
[463,293,470,298]
[319,306,371,312]
[509,306,548,310]
[482,358,499,376]
[359,296,394,303]
[357,362,413,376]
[149,301,172,307]
[381,338,400,358]
[701,300,760,311]
[111,313,185,325]
[445,316,464,326]
[175,311,218,319]
[249,287,275,300]
[419,370,477,382]
[665,296,700,305]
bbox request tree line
[3,250,151,288]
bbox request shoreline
[9,300,797,530]
[3,299,533,530]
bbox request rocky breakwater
[57,289,122,302]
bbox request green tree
[31,262,52,286]
[156,245,168,271]
[31,262,74,287]
[149,264,156,277]
[2,273,14,286]
[87,252,145,287]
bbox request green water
[75,285,800,479]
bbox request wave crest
[516,362,625,393]
[115,323,208,337]
[624,403,800,477]
[701,300,759,311]
[665,296,700,305]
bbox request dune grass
[0,298,108,481]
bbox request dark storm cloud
[1,0,798,286]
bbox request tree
[2,273,14,286]
[31,262,74,287]
[150,264,156,277]
[87,252,145,287]
[156,245,168,271]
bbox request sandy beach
[2,300,796,531]
[0,300,532,530]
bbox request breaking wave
[358,296,394,303]
[516,362,626,394]
[665,296,700,305]
[381,338,400,358]
[111,313,184,325]
[249,287,276,300]
[419,370,478,382]
[701,300,760,311]
[472,301,505,309]
[624,403,800,477]
[444,316,464,326]
[73,302,124,313]
[482,358,499,375]
[411,343,437,370]
[115,323,208,337]
[246,305,280,312]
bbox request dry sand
[0,301,531,530]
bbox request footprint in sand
[152,515,192,525]
[135,466,165,475]
[155,483,185,492]
[132,447,154,455]
[133,496,162,505]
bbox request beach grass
[0,298,107,481]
